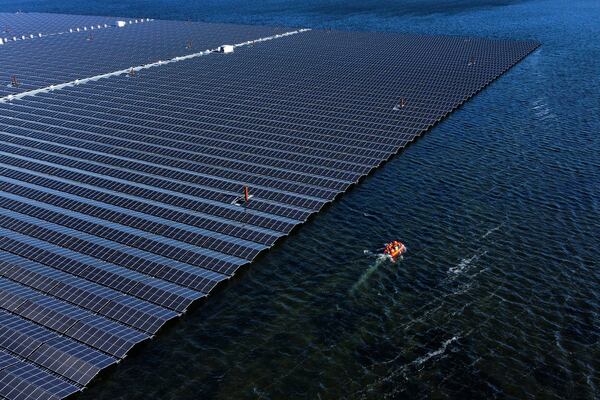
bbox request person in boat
[384,243,393,255]
[395,241,406,254]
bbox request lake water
[0,0,598,399]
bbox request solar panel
[0,310,56,358]
[0,361,79,400]
[0,11,540,399]
[65,316,147,358]
[28,336,115,385]
[0,349,19,370]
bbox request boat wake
[532,97,558,122]
[412,336,459,367]
[355,335,462,399]
[351,251,397,294]
[448,249,487,275]
[482,221,505,239]
[448,220,504,276]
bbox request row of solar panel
[0,252,176,333]
[0,117,345,203]
[0,172,268,253]
[31,88,427,151]
[9,96,385,175]
[0,229,205,311]
[0,274,153,397]
[0,148,300,230]
[0,276,147,357]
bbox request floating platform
[0,12,539,399]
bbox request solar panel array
[0,17,283,97]
[0,12,539,399]
[0,12,118,38]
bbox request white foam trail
[482,222,504,239]
[358,335,462,398]
[412,336,459,366]
[531,96,558,122]
[586,373,597,399]
[448,249,487,275]
[351,253,392,294]
[0,28,311,103]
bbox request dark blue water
[1,1,598,399]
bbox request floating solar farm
[0,12,539,399]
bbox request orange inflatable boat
[383,241,407,258]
